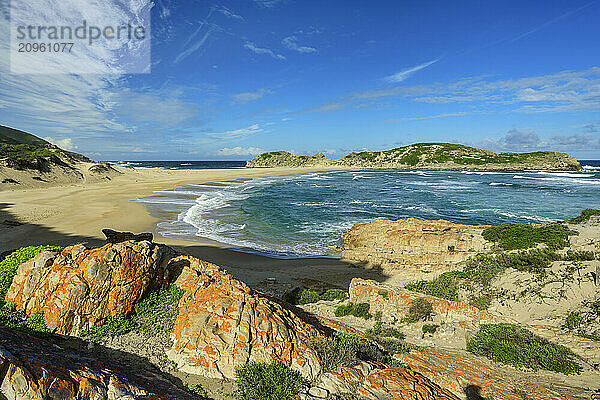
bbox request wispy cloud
[43,137,76,151]
[205,124,264,140]
[474,128,600,152]
[383,59,438,83]
[214,5,244,21]
[304,67,600,114]
[244,42,286,60]
[174,26,217,64]
[282,36,317,53]
[253,0,288,8]
[231,88,273,103]
[217,146,264,156]
[386,112,468,122]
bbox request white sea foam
[489,182,513,186]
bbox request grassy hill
[0,125,89,167]
[0,125,51,146]
[247,143,581,171]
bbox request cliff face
[341,217,489,278]
[246,143,582,171]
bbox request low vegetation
[234,361,304,400]
[367,320,405,339]
[482,222,576,250]
[422,324,439,334]
[334,302,372,319]
[404,298,433,323]
[562,302,600,341]
[80,284,184,340]
[467,323,582,374]
[284,288,348,305]
[312,332,409,373]
[406,248,592,304]
[568,209,600,224]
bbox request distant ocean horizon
[135,159,600,258]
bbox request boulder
[0,327,195,400]
[5,241,174,335]
[102,228,153,243]
[341,218,488,278]
[167,255,326,380]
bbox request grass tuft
[334,302,372,319]
[234,361,304,400]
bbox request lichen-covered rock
[5,241,174,335]
[341,218,488,276]
[304,363,459,400]
[395,348,588,400]
[167,255,325,380]
[0,327,195,400]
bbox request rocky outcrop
[167,255,325,380]
[102,228,153,243]
[5,241,175,335]
[247,143,582,171]
[341,218,488,277]
[304,362,459,400]
[0,327,195,400]
[395,348,585,400]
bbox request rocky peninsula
[247,143,582,171]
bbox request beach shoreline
[0,165,380,290]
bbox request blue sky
[1,0,600,160]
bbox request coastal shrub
[405,270,470,301]
[334,302,372,319]
[0,305,51,336]
[234,361,304,400]
[320,289,348,301]
[0,245,62,308]
[466,323,582,374]
[312,333,404,372]
[189,384,209,399]
[562,250,597,261]
[405,298,433,322]
[470,296,492,310]
[422,324,439,334]
[80,284,184,340]
[482,223,576,250]
[568,209,600,224]
[562,312,584,331]
[367,320,405,339]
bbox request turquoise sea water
[137,164,600,258]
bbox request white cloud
[206,124,264,140]
[253,0,288,8]
[474,129,600,152]
[43,137,76,151]
[244,42,286,60]
[214,5,244,21]
[282,36,317,53]
[217,146,264,156]
[384,59,438,83]
[232,88,273,103]
[387,112,468,122]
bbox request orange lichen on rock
[5,241,173,335]
[167,255,325,380]
[396,348,585,400]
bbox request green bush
[189,384,209,399]
[0,245,62,308]
[334,303,372,319]
[320,289,348,301]
[562,312,584,331]
[467,323,582,374]
[482,223,576,250]
[367,321,405,339]
[0,305,50,336]
[422,324,439,334]
[568,209,600,224]
[285,288,348,304]
[470,296,491,310]
[405,298,433,322]
[234,361,304,400]
[405,271,470,301]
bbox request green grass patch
[320,288,348,301]
[467,323,582,374]
[405,271,469,301]
[568,209,600,224]
[482,223,576,250]
[0,245,62,308]
[80,284,184,340]
[422,324,439,334]
[334,302,372,319]
[234,361,304,400]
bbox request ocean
[135,160,600,258]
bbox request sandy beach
[0,165,384,290]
